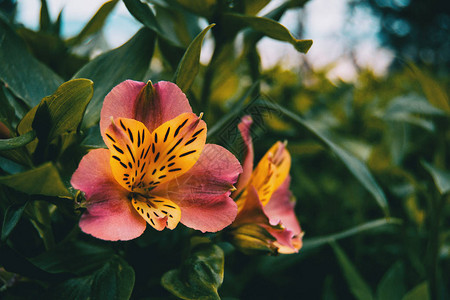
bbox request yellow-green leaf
[0,162,71,197]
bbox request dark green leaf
[0,162,71,197]
[162,242,224,300]
[174,24,214,92]
[31,79,93,142]
[91,256,135,300]
[45,256,134,300]
[262,100,389,214]
[1,201,28,241]
[0,18,63,107]
[331,241,374,300]
[422,161,450,195]
[0,130,35,151]
[376,262,405,300]
[74,27,156,128]
[176,0,217,18]
[39,0,51,32]
[402,282,429,300]
[30,241,114,276]
[123,0,162,33]
[224,13,313,53]
[67,0,119,46]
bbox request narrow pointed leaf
[0,162,71,197]
[1,201,28,241]
[224,13,313,53]
[303,218,402,250]
[0,18,63,107]
[67,0,119,46]
[261,100,389,214]
[39,0,51,32]
[408,63,450,113]
[0,131,36,151]
[174,24,214,92]
[74,28,155,128]
[422,161,450,195]
[331,241,374,300]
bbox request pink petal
[100,80,193,140]
[100,80,145,139]
[264,176,302,236]
[153,144,242,232]
[233,116,254,196]
[71,149,146,241]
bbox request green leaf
[67,0,119,46]
[0,162,71,197]
[331,241,374,300]
[45,256,135,300]
[176,0,217,18]
[31,79,93,142]
[303,218,402,250]
[91,256,135,300]
[162,242,224,300]
[1,201,28,241]
[0,131,36,151]
[74,27,156,128]
[224,13,313,53]
[408,63,450,114]
[422,161,450,195]
[376,262,405,300]
[39,0,51,32]
[262,100,389,214]
[0,18,63,107]
[174,24,214,92]
[123,0,161,33]
[30,241,114,276]
[402,282,429,300]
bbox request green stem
[427,191,444,300]
[31,201,55,250]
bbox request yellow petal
[142,112,206,187]
[131,195,181,230]
[248,141,291,206]
[104,118,152,192]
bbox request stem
[31,201,55,250]
[427,191,444,300]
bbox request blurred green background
[0,0,449,299]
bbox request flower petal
[71,149,146,241]
[100,80,193,139]
[131,195,180,230]
[104,118,152,192]
[246,141,291,205]
[234,184,300,253]
[264,176,303,253]
[234,115,254,196]
[154,144,242,232]
[264,176,302,236]
[142,112,206,187]
[100,80,145,139]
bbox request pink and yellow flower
[71,80,242,241]
[231,116,303,254]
